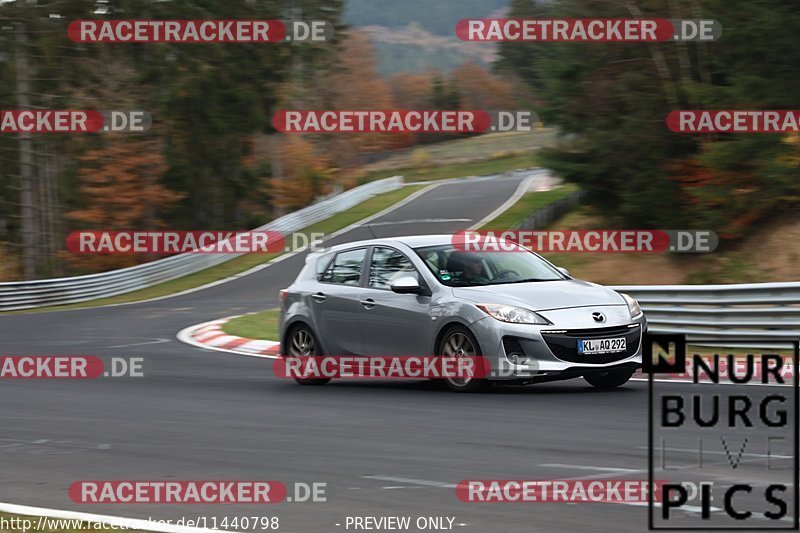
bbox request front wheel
[438,326,491,393]
[584,368,634,389]
[286,324,330,386]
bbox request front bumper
[470,312,647,381]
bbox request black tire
[437,325,491,393]
[285,324,330,386]
[584,368,634,389]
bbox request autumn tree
[324,32,408,164]
[268,136,336,211]
[387,72,437,110]
[63,139,183,272]
[0,0,347,278]
[499,0,800,234]
[450,62,516,110]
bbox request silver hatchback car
[279,235,646,392]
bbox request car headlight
[476,304,551,325]
[621,293,643,318]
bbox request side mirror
[557,267,571,277]
[390,276,422,294]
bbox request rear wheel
[584,368,634,389]
[286,324,330,386]
[438,326,491,393]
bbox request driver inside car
[447,252,490,285]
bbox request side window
[314,253,334,279]
[369,247,419,289]
[319,248,366,285]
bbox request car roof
[322,234,455,253]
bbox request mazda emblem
[591,312,605,323]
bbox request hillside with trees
[499,0,800,240]
[344,0,508,74]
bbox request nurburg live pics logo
[644,332,799,530]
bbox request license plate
[578,337,626,354]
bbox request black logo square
[643,333,686,374]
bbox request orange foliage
[62,139,183,271]
[450,62,517,110]
[387,72,437,109]
[669,156,763,240]
[268,136,335,210]
[326,32,410,156]
[389,65,521,112]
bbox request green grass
[360,152,539,184]
[6,185,426,314]
[479,183,579,229]
[222,309,281,341]
[684,252,768,285]
[362,130,556,171]
[537,205,796,285]
[356,130,556,184]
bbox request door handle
[360,298,376,309]
[311,292,327,302]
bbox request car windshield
[414,244,567,287]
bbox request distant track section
[0,177,402,311]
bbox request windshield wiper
[492,278,554,284]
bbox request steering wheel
[493,268,520,280]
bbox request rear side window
[314,253,334,278]
[369,247,419,289]
[319,248,366,285]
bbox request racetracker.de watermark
[67,20,334,43]
[0,356,144,379]
[272,110,539,133]
[452,230,718,253]
[456,18,721,42]
[274,355,490,380]
[668,110,800,133]
[456,479,666,503]
[66,231,325,254]
[0,110,151,133]
[69,481,288,504]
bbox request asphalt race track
[0,174,792,533]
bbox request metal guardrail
[614,282,800,342]
[517,187,798,343]
[0,176,404,311]
[517,190,583,230]
[2,173,798,345]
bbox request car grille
[541,324,641,364]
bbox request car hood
[452,279,625,311]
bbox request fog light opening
[506,352,528,365]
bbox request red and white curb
[177,319,796,386]
[177,316,280,359]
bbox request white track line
[9,172,739,532]
[539,464,640,473]
[361,475,457,489]
[0,502,242,533]
[535,464,725,514]
[469,169,548,229]
[175,172,540,358]
[106,338,171,349]
[32,171,536,315]
[23,182,441,314]
[637,446,793,460]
